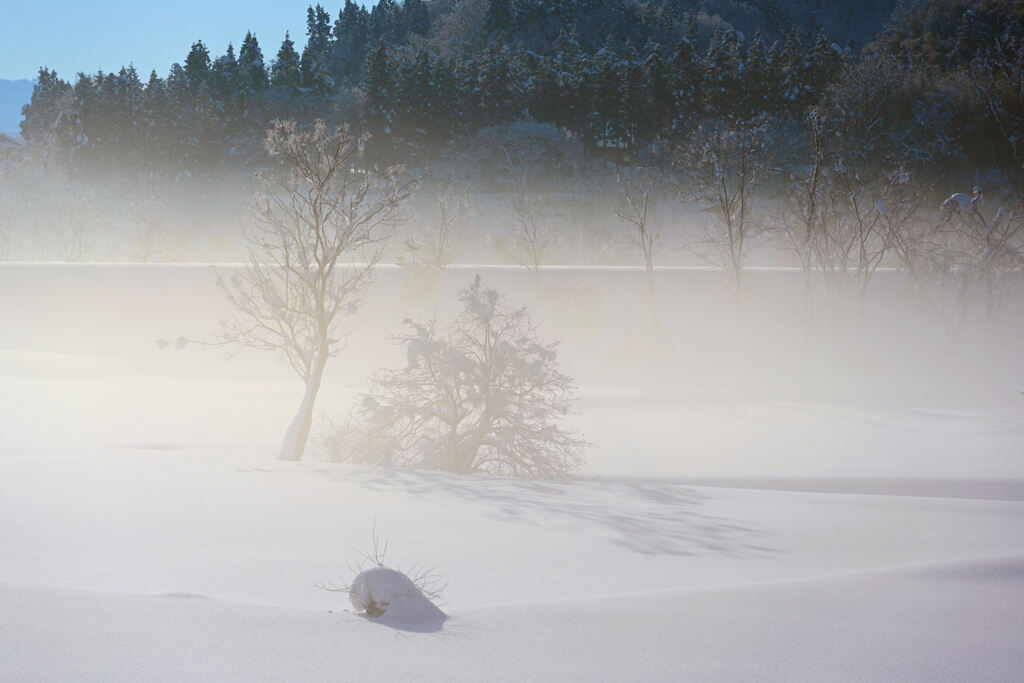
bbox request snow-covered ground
[2,263,1023,681]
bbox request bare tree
[404,180,468,268]
[128,196,173,263]
[970,35,1024,171]
[835,167,927,318]
[503,146,555,293]
[779,112,930,321]
[214,120,413,461]
[678,120,772,319]
[329,276,587,479]
[51,185,99,262]
[399,179,469,300]
[776,111,846,319]
[613,168,659,323]
[0,140,21,260]
[891,194,1024,347]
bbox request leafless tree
[613,168,659,323]
[214,120,414,461]
[51,185,99,262]
[0,142,21,260]
[328,276,587,479]
[678,120,772,319]
[399,179,469,299]
[776,111,847,318]
[779,112,931,321]
[503,146,555,293]
[835,167,928,318]
[970,35,1024,171]
[891,195,1024,347]
[128,196,173,263]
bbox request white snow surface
[1,263,1024,680]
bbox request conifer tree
[553,29,586,134]
[20,68,73,142]
[476,42,517,127]
[778,27,806,109]
[184,40,212,87]
[301,44,333,94]
[703,28,742,119]
[616,40,643,147]
[806,28,840,96]
[272,32,302,89]
[525,52,560,126]
[431,56,462,139]
[405,0,430,37]
[642,41,672,141]
[306,4,334,59]
[332,0,370,83]
[364,39,394,133]
[484,0,512,36]
[668,37,701,137]
[211,43,239,100]
[742,33,771,117]
[238,32,269,92]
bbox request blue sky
[0,1,322,80]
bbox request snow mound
[349,566,446,630]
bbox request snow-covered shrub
[326,276,587,478]
[348,566,445,622]
[320,528,446,626]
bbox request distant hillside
[0,79,34,135]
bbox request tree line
[13,0,1021,183]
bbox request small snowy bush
[320,528,446,626]
[348,566,444,622]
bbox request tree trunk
[733,265,743,324]
[278,344,329,461]
[645,262,659,331]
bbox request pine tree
[394,49,434,150]
[184,40,212,87]
[455,56,481,131]
[703,28,742,120]
[642,41,671,141]
[805,28,840,98]
[364,39,394,133]
[484,0,512,36]
[778,27,806,110]
[742,32,772,117]
[238,32,269,92]
[586,37,622,145]
[306,4,334,59]
[553,28,586,134]
[141,70,167,168]
[301,44,333,94]
[19,67,73,142]
[616,40,642,147]
[668,37,701,138]
[369,0,398,43]
[525,53,560,127]
[432,56,462,139]
[333,0,369,83]
[476,42,517,127]
[211,43,239,101]
[405,0,430,37]
[272,32,302,89]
